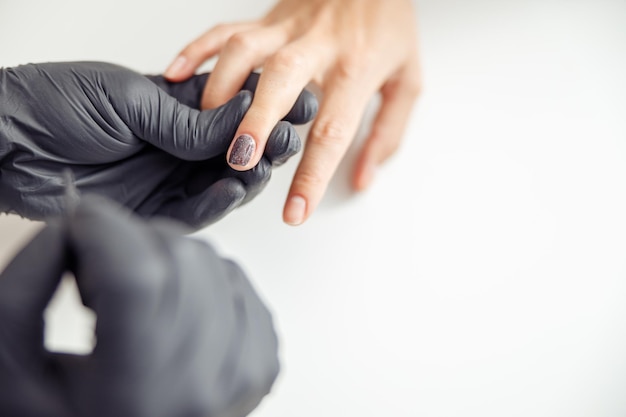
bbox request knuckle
[310,118,349,148]
[226,32,257,55]
[295,167,327,190]
[268,49,307,73]
[335,56,365,82]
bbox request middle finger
[202,25,293,109]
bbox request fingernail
[357,163,377,191]
[284,195,307,226]
[229,134,256,166]
[164,56,187,78]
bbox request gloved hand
[0,195,279,417]
[0,61,318,229]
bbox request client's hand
[0,62,318,229]
[0,196,279,417]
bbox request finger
[226,38,324,171]
[155,177,248,229]
[352,63,422,191]
[282,87,319,125]
[164,22,259,81]
[65,197,196,414]
[236,159,273,205]
[263,121,302,167]
[283,74,373,225]
[67,195,192,385]
[116,77,253,160]
[202,26,292,109]
[67,196,171,338]
[154,150,280,229]
[241,73,319,125]
[243,72,319,125]
[211,259,280,417]
[145,73,209,109]
[0,224,65,356]
[162,121,303,227]
[147,72,318,123]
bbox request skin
[165,0,422,225]
[0,63,316,229]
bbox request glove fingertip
[230,90,254,111]
[283,89,319,125]
[158,178,247,230]
[242,72,261,93]
[264,121,302,166]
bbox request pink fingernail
[358,163,377,191]
[284,196,307,226]
[229,134,256,166]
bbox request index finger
[164,22,259,81]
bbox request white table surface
[1,1,626,416]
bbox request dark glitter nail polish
[229,134,256,166]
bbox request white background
[1,1,626,416]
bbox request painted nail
[229,134,256,166]
[284,195,307,226]
[164,56,187,78]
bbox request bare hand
[165,0,421,225]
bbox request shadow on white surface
[1,1,625,416]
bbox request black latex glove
[0,61,318,229]
[0,196,279,417]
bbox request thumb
[0,224,66,357]
[112,76,253,161]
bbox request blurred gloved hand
[0,61,318,229]
[0,196,279,417]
